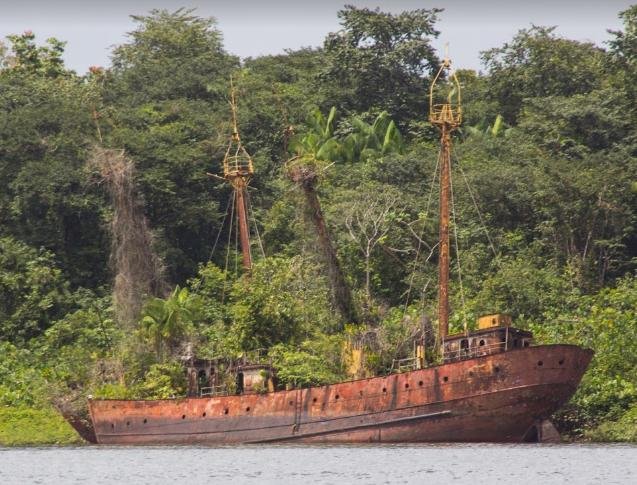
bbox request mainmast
[429,55,462,346]
[223,80,254,271]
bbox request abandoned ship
[83,58,593,444]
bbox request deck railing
[200,384,228,397]
[443,341,506,363]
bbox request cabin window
[523,340,530,348]
[514,339,519,348]
[460,339,469,351]
[479,340,485,346]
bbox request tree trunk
[303,183,358,325]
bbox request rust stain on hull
[88,344,592,444]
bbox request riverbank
[0,406,81,446]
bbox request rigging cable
[449,160,469,334]
[234,191,239,277]
[246,188,266,258]
[221,189,237,303]
[192,190,235,292]
[454,151,500,263]
[403,148,441,312]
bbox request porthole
[224,408,229,415]
[181,414,186,419]
[143,418,147,424]
[382,387,387,393]
[246,407,251,412]
[558,359,564,365]
[313,397,318,403]
[289,400,294,406]
[405,383,410,389]
[494,366,500,373]
[111,423,115,429]
[126,421,130,426]
[359,390,364,396]
[418,381,423,387]
[537,361,543,367]
[469,371,474,377]
[202,412,206,417]
[335,394,340,400]
[479,340,485,346]
[443,376,448,382]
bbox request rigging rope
[192,190,235,292]
[234,191,239,277]
[246,188,266,258]
[403,148,441,312]
[454,151,500,263]
[221,189,236,303]
[449,163,469,334]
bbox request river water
[1,444,635,484]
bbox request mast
[429,55,462,347]
[223,79,254,271]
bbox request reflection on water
[1,443,635,484]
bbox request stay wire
[246,188,266,258]
[449,159,468,334]
[403,147,441,313]
[452,149,499,264]
[192,190,234,292]
[221,189,236,303]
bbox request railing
[443,341,506,363]
[200,384,228,397]
[429,103,462,126]
[391,356,420,373]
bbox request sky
[0,0,634,74]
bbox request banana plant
[341,112,404,163]
[288,107,341,164]
[464,114,509,138]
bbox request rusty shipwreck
[85,58,592,444]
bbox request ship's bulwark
[88,345,592,444]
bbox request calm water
[1,444,635,484]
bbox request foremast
[222,80,254,271]
[429,56,462,347]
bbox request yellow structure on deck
[477,313,512,330]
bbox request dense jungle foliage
[1,5,636,443]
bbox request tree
[109,8,237,104]
[140,286,200,360]
[287,108,358,326]
[104,9,239,283]
[481,26,606,124]
[0,237,74,344]
[0,35,109,288]
[2,31,67,78]
[344,189,405,314]
[319,5,441,124]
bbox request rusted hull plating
[88,345,592,444]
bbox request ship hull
[88,344,592,444]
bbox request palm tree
[141,286,196,360]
